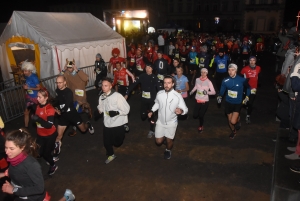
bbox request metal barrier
[0,65,100,123]
[0,78,16,91]
[0,85,26,123]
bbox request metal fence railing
[0,65,99,123]
[0,78,16,91]
[0,85,26,123]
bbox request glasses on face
[55,82,64,84]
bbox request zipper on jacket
[165,93,168,125]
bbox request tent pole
[55,46,61,72]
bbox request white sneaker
[287,147,297,152]
[105,154,116,164]
[64,189,75,201]
[147,131,154,138]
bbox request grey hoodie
[283,55,300,98]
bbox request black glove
[31,115,39,121]
[108,111,119,117]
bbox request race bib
[181,58,186,62]
[142,91,151,99]
[36,122,43,128]
[117,80,124,85]
[228,90,238,98]
[157,74,164,80]
[190,59,195,63]
[251,88,256,94]
[75,89,84,97]
[218,63,225,69]
[130,58,135,63]
[175,53,179,58]
[136,65,143,71]
[197,90,204,96]
[27,89,34,94]
[199,63,204,68]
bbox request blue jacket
[220,75,250,104]
[214,55,230,73]
[189,52,197,64]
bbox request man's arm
[126,69,135,82]
[76,69,89,82]
[117,94,130,115]
[177,95,188,115]
[243,79,251,97]
[127,77,141,95]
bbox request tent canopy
[0,11,124,51]
[0,11,126,81]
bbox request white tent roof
[0,11,124,51]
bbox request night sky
[1,0,299,26]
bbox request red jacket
[35,104,56,136]
[113,68,135,86]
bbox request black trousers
[289,98,298,140]
[246,94,256,115]
[118,85,129,97]
[94,74,103,89]
[141,98,156,131]
[193,101,209,127]
[103,125,125,156]
[36,132,57,166]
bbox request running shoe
[64,189,76,201]
[48,164,58,175]
[105,154,116,164]
[68,128,77,137]
[46,156,60,165]
[147,130,154,138]
[285,153,300,160]
[246,116,251,124]
[87,121,94,134]
[124,124,130,132]
[235,121,241,130]
[229,131,236,139]
[54,141,62,155]
[290,166,300,174]
[164,150,171,159]
[198,126,203,133]
[287,147,297,152]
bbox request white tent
[0,11,126,81]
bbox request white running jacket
[151,89,188,125]
[97,91,130,128]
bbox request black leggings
[140,98,156,131]
[246,94,256,115]
[36,132,57,166]
[103,125,125,156]
[193,101,209,127]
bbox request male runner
[217,63,250,139]
[148,75,188,159]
